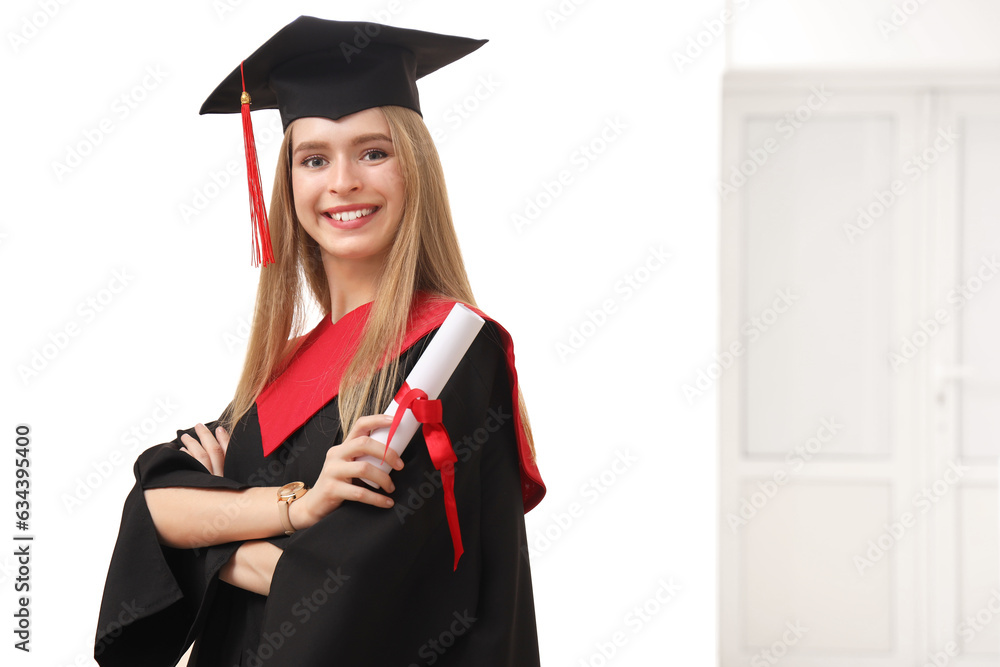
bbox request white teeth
[329,207,375,221]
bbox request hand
[179,423,229,476]
[291,414,404,529]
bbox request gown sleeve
[94,409,255,667]
[255,321,540,666]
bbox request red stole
[254,291,545,513]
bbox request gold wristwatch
[277,481,308,535]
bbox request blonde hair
[221,105,536,462]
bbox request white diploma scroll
[359,303,485,487]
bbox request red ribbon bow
[381,382,463,570]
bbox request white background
[2,1,717,665]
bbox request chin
[319,243,391,264]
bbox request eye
[300,155,327,169]
[362,148,389,161]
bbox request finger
[350,461,396,493]
[344,413,394,441]
[194,423,225,476]
[335,435,403,471]
[182,428,218,475]
[192,424,219,475]
[359,436,404,470]
[215,426,230,456]
[180,434,210,470]
[181,432,204,457]
[338,480,395,508]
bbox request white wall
[727,0,1000,69]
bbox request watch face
[279,481,306,499]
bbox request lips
[322,205,380,230]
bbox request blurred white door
[719,72,1000,667]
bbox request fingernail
[394,459,404,470]
[386,498,394,506]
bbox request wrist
[246,541,282,596]
[285,488,315,532]
[276,482,309,535]
[222,541,281,597]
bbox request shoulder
[425,295,513,343]
[467,305,515,356]
[464,314,517,395]
[411,293,520,374]
[478,318,511,355]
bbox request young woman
[94,17,544,667]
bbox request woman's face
[289,109,405,271]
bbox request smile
[323,206,379,222]
[321,206,380,230]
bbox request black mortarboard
[199,16,487,267]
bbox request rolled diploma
[358,303,485,487]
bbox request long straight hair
[221,106,536,461]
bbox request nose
[327,158,361,194]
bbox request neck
[323,251,387,323]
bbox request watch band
[277,482,308,535]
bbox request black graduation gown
[94,318,542,666]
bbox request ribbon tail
[440,460,463,570]
[401,391,463,570]
[422,420,462,570]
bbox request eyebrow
[292,133,393,155]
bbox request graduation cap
[199,16,488,267]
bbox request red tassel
[239,61,274,268]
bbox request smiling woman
[93,15,545,667]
